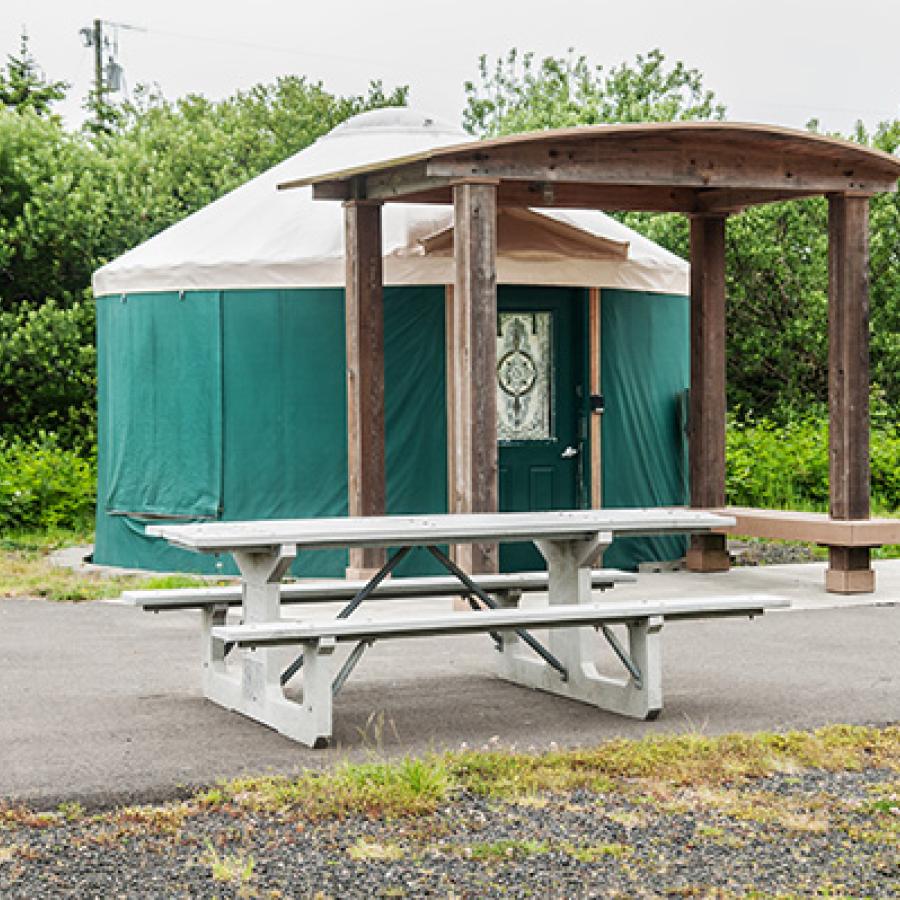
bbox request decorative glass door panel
[497,312,552,442]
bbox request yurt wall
[94,283,689,575]
[599,289,691,570]
[94,285,448,577]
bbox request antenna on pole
[78,18,146,125]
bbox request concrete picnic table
[145,509,785,747]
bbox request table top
[146,508,735,554]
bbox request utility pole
[79,18,145,127]
[92,19,103,112]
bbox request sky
[2,0,898,136]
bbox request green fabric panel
[93,289,348,575]
[93,512,241,575]
[221,289,348,578]
[93,296,115,566]
[95,285,691,577]
[384,286,448,575]
[600,290,690,570]
[100,291,222,518]
[94,287,449,577]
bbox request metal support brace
[425,544,568,681]
[332,640,372,698]
[599,623,643,688]
[337,546,412,619]
[280,546,412,686]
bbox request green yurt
[92,108,691,577]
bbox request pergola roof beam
[425,148,895,195]
[294,123,900,213]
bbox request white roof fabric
[93,108,688,296]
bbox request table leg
[495,534,663,720]
[200,545,336,748]
[200,604,240,706]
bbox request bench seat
[213,594,789,646]
[703,505,900,593]
[713,507,900,547]
[201,592,789,745]
[122,569,636,611]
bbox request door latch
[560,446,578,459]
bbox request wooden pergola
[282,122,900,592]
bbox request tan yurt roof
[93,107,689,296]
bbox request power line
[132,23,456,77]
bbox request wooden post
[685,214,730,572]
[344,201,386,578]
[826,194,874,593]
[451,181,499,573]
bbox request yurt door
[497,287,584,571]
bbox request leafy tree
[0,109,107,309]
[723,198,830,414]
[0,30,67,116]
[720,119,900,416]
[860,121,900,411]
[463,47,899,418]
[463,47,724,136]
[94,78,408,249]
[0,60,407,448]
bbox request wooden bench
[213,593,789,747]
[121,569,636,612]
[710,506,900,593]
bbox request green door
[497,287,585,571]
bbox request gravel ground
[728,539,818,566]
[1,768,896,898]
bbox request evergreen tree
[0,30,68,116]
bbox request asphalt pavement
[1,560,897,810]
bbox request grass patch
[0,529,231,602]
[650,785,832,833]
[865,780,899,815]
[3,726,897,829]
[197,755,452,820]
[347,839,405,861]
[1,728,895,896]
[563,841,632,862]
[446,725,899,801]
[201,841,255,890]
[188,725,899,822]
[465,838,549,860]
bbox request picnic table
[145,508,787,747]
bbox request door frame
[445,284,593,515]
[588,287,602,509]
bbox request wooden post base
[344,565,384,582]
[346,546,386,581]
[685,534,731,573]
[825,546,875,594]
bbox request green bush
[0,434,95,532]
[0,298,96,447]
[726,410,899,514]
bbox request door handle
[560,446,578,459]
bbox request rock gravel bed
[2,767,897,898]
[728,539,818,566]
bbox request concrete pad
[0,561,897,810]
[609,558,900,611]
